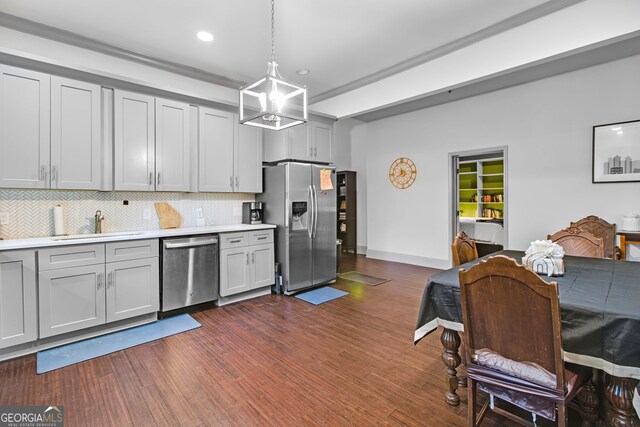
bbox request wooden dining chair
[570,215,619,259]
[458,256,591,426]
[452,231,479,266]
[547,227,605,258]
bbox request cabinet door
[262,128,288,163]
[236,124,263,192]
[155,98,190,191]
[311,122,333,164]
[250,243,274,289]
[287,123,312,162]
[51,77,101,190]
[39,264,106,338]
[106,258,159,322]
[0,65,50,189]
[114,90,155,191]
[0,250,37,349]
[219,247,251,296]
[198,107,235,192]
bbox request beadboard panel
[0,190,253,240]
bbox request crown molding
[310,0,585,105]
[0,12,245,89]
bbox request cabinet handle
[246,253,249,264]
[97,273,103,289]
[52,165,58,182]
[235,176,239,188]
[230,176,233,188]
[107,272,113,288]
[251,252,255,264]
[40,165,46,181]
[148,172,153,186]
[157,173,161,185]
[230,239,241,243]
[257,236,267,240]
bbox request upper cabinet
[51,76,102,190]
[114,90,190,192]
[263,120,333,164]
[198,106,262,193]
[0,65,101,190]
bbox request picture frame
[592,119,640,183]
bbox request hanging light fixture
[239,0,307,130]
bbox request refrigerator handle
[312,184,319,238]
[308,185,314,239]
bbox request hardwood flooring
[0,254,579,426]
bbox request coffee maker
[242,202,263,225]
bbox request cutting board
[154,202,182,229]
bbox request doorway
[450,147,508,257]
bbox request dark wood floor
[0,254,579,426]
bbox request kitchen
[1,0,640,425]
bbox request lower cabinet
[38,240,159,338]
[219,230,274,297]
[0,250,37,349]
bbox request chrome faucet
[94,210,105,234]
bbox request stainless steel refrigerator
[257,162,336,294]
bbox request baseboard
[365,249,450,270]
[216,287,272,306]
[357,245,367,255]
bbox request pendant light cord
[270,0,276,63]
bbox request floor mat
[295,286,348,305]
[37,314,201,374]
[339,271,390,286]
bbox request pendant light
[239,0,307,130]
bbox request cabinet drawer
[219,232,249,249]
[106,239,159,263]
[39,244,105,270]
[250,230,273,245]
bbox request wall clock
[389,157,417,189]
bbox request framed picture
[592,119,640,183]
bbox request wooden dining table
[415,250,640,426]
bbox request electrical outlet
[143,208,151,220]
[0,212,8,226]
[196,208,203,218]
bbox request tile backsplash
[0,189,255,240]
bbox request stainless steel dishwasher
[160,234,219,316]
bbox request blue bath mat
[37,314,201,374]
[295,286,348,305]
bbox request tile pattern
[0,189,254,240]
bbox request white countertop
[0,224,277,251]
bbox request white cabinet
[0,66,102,190]
[0,250,37,349]
[198,107,263,193]
[51,76,102,190]
[38,240,159,338]
[263,120,333,164]
[114,90,155,191]
[219,230,274,297]
[155,98,190,192]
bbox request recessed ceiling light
[296,69,310,76]
[197,31,214,42]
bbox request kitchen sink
[51,231,145,241]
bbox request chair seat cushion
[475,348,556,388]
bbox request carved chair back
[547,227,605,258]
[570,215,616,259]
[451,231,479,266]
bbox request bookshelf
[458,158,504,220]
[337,171,357,253]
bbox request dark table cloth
[415,250,640,379]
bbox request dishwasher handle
[164,237,218,249]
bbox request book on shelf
[340,200,347,210]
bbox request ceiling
[0,0,639,120]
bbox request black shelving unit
[337,171,357,253]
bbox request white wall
[349,54,640,268]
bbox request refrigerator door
[312,165,337,285]
[286,163,314,292]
